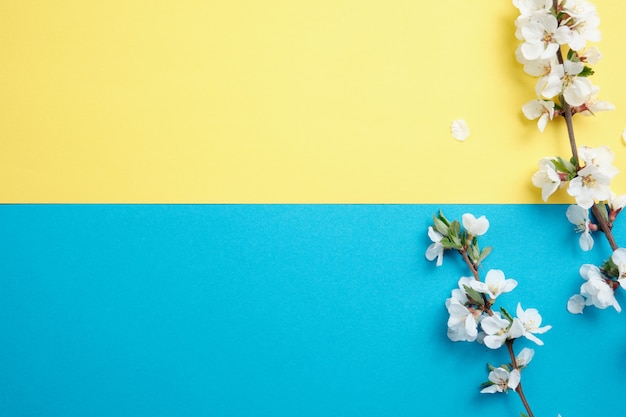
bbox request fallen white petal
[567,294,585,314]
[450,119,470,141]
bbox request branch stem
[553,41,579,167]
[506,340,534,417]
[591,205,618,251]
[459,248,479,281]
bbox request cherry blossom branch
[553,47,580,167]
[429,213,546,412]
[457,247,494,316]
[459,248,479,281]
[591,205,618,250]
[551,0,619,252]
[506,339,535,417]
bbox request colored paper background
[0,204,624,417]
[2,0,626,203]
[3,2,626,417]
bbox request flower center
[574,220,588,233]
[542,33,553,45]
[582,174,596,188]
[563,73,574,88]
[488,284,499,296]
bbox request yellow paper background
[1,1,625,203]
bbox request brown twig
[506,339,535,417]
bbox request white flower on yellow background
[531,158,561,202]
[522,99,555,132]
[519,14,572,60]
[450,119,470,141]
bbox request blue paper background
[0,205,624,417]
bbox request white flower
[519,14,572,60]
[470,269,518,300]
[513,0,552,18]
[537,60,594,106]
[562,0,598,20]
[513,0,552,41]
[516,303,552,345]
[445,297,479,342]
[579,264,620,312]
[562,0,601,51]
[522,99,555,132]
[567,164,612,209]
[531,157,562,202]
[515,46,557,77]
[608,192,626,212]
[445,277,480,342]
[481,313,524,349]
[576,85,614,116]
[450,119,470,141]
[578,46,602,65]
[565,204,594,251]
[578,145,619,179]
[611,248,626,289]
[516,347,535,368]
[425,226,444,266]
[480,368,521,394]
[567,294,586,314]
[450,276,473,305]
[585,98,615,114]
[461,213,489,236]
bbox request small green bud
[432,216,449,236]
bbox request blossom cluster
[517,2,626,316]
[514,0,613,132]
[532,144,625,245]
[566,248,626,313]
[532,144,626,311]
[427,212,551,395]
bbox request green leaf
[480,381,494,390]
[567,49,576,61]
[501,307,513,323]
[440,237,457,250]
[602,258,619,279]
[463,285,485,307]
[449,220,461,237]
[432,215,449,236]
[520,412,529,417]
[552,156,576,175]
[468,243,480,263]
[436,210,451,226]
[579,66,595,77]
[479,246,492,262]
[595,203,609,223]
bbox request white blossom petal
[450,119,470,141]
[567,294,585,314]
[462,213,489,236]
